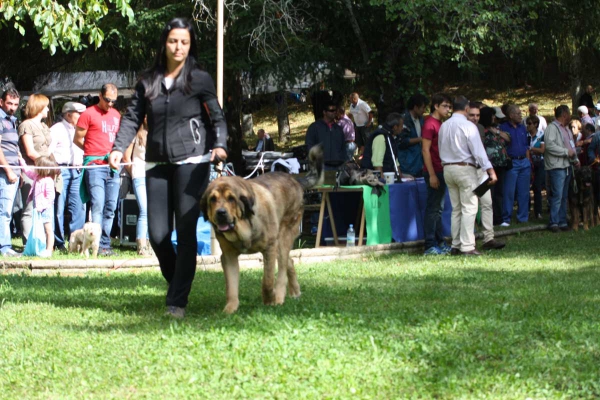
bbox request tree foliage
[0,0,134,55]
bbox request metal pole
[216,0,224,105]
[211,0,225,257]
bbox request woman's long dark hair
[480,107,495,129]
[143,18,200,100]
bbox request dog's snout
[216,208,227,215]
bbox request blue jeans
[132,177,148,240]
[423,171,446,249]
[547,168,571,227]
[85,167,120,248]
[502,158,531,223]
[54,168,85,247]
[0,171,19,253]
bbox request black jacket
[253,137,275,152]
[113,69,228,162]
[305,119,345,165]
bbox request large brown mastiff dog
[201,145,323,313]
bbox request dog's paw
[223,302,239,314]
[288,287,301,299]
[262,289,276,305]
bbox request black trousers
[491,167,507,226]
[146,162,210,308]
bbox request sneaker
[482,240,506,250]
[500,222,510,227]
[98,248,116,257]
[310,226,318,235]
[438,242,452,254]
[165,306,185,319]
[2,248,22,257]
[423,246,444,255]
[39,249,52,258]
[536,213,542,219]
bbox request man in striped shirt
[0,87,22,256]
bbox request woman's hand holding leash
[210,148,228,164]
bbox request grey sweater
[543,121,572,170]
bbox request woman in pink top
[19,156,60,257]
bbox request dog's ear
[239,194,255,218]
[199,190,210,221]
[238,180,255,218]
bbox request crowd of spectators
[304,88,600,254]
[0,84,149,257]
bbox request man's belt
[345,140,355,143]
[511,155,527,160]
[444,162,477,168]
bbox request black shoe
[450,248,461,256]
[482,240,506,250]
[98,248,116,257]
[54,245,67,254]
[548,225,560,233]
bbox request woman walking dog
[109,18,228,318]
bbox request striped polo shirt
[0,108,20,173]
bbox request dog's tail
[297,144,324,189]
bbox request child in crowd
[19,156,60,257]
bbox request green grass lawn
[1,228,600,399]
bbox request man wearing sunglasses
[74,83,121,256]
[305,103,345,169]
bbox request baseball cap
[493,106,505,119]
[62,101,86,114]
[577,105,589,115]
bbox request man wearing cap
[50,101,87,251]
[525,103,547,134]
[74,83,121,256]
[577,105,593,126]
[0,88,22,257]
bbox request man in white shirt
[348,92,373,154]
[439,96,497,256]
[49,101,86,251]
[525,103,547,134]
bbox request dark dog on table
[200,145,323,313]
[569,166,595,231]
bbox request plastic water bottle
[346,224,356,247]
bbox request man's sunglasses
[103,96,117,104]
[325,109,337,113]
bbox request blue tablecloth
[389,178,452,243]
[321,178,452,244]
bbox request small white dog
[69,222,102,258]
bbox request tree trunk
[342,0,370,66]
[570,51,583,113]
[242,113,254,137]
[224,72,245,174]
[277,89,290,145]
